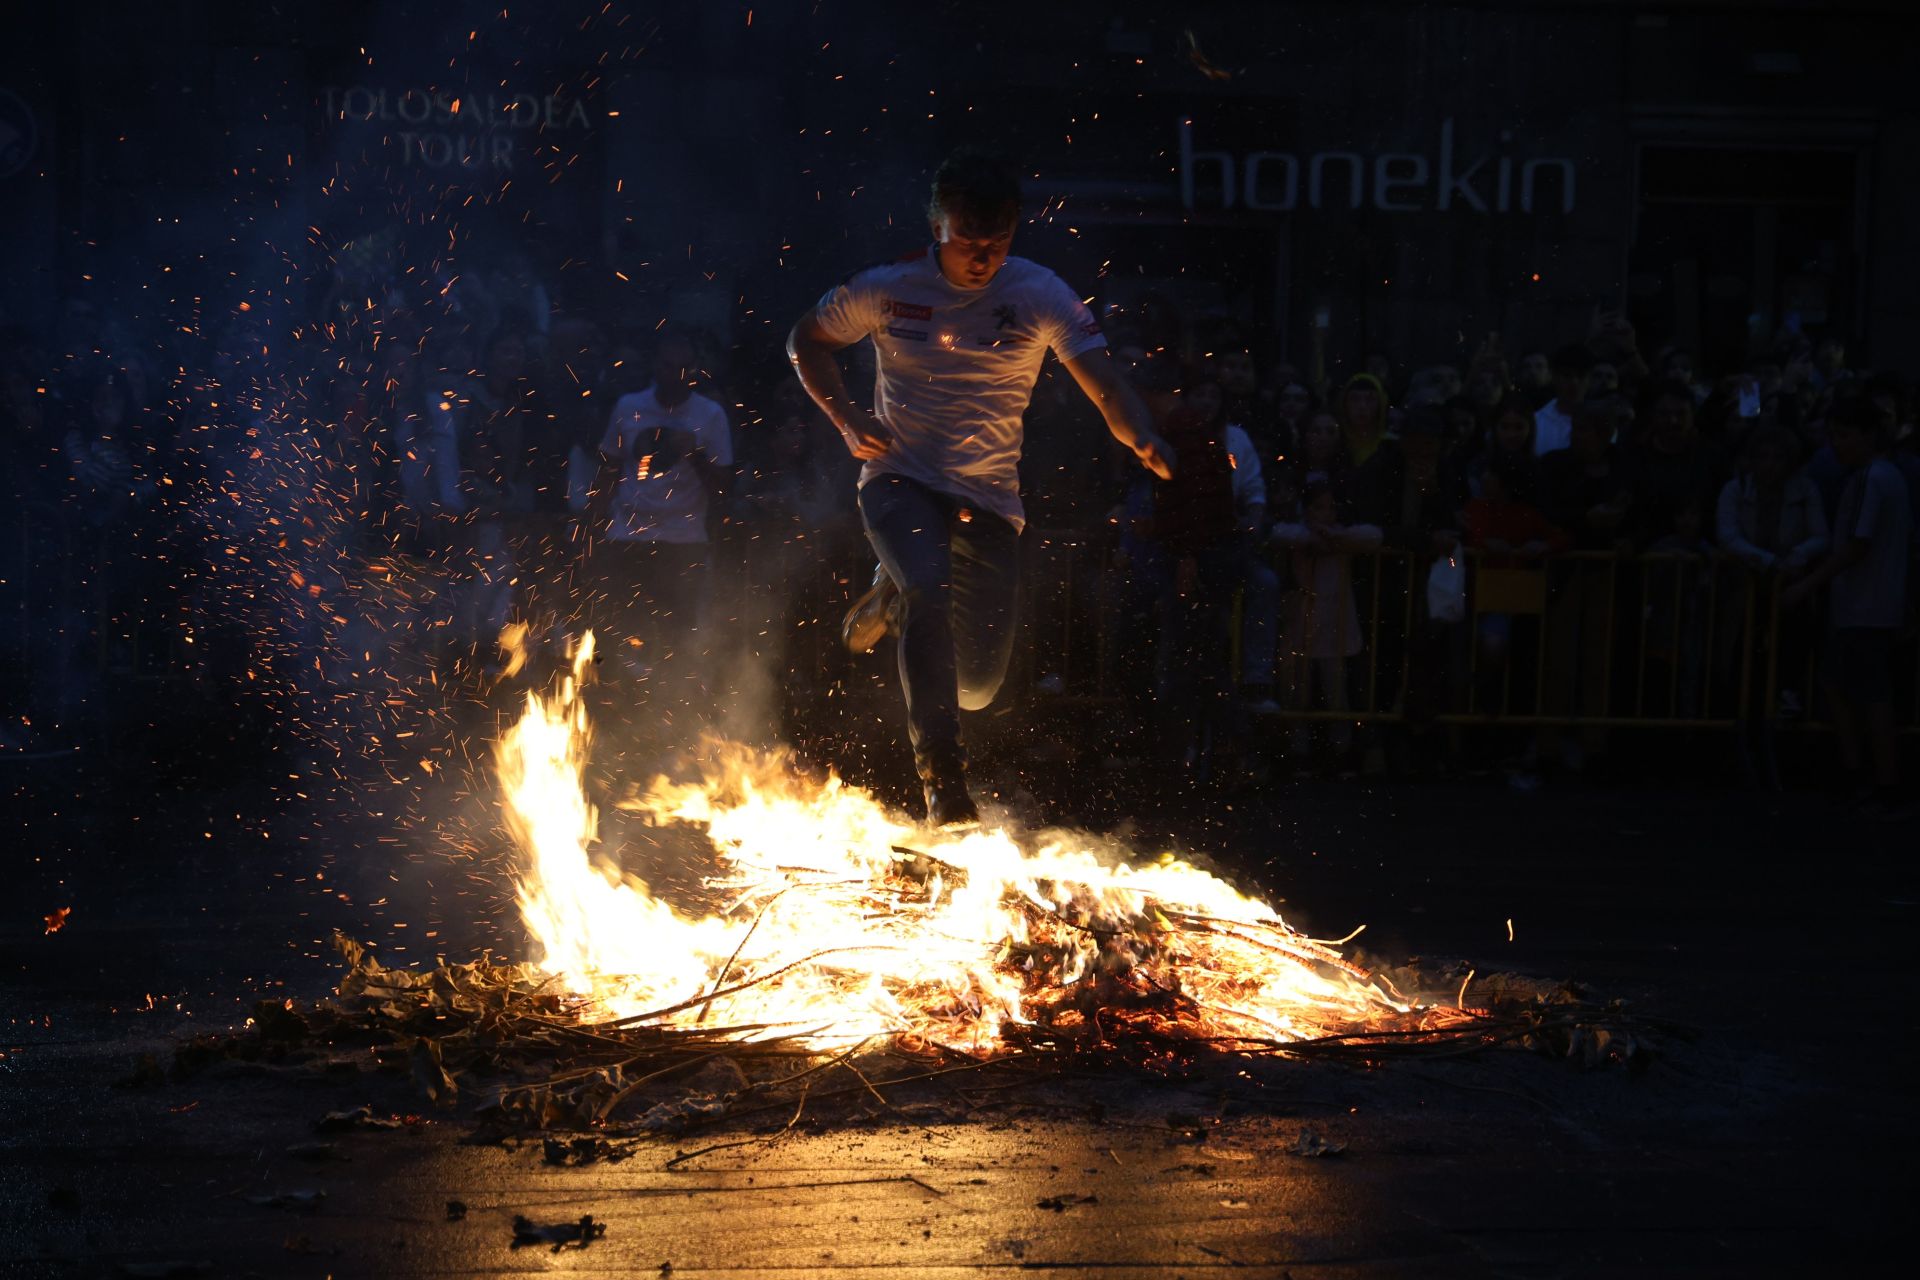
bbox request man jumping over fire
[787,146,1175,828]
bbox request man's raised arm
[786,310,892,461]
[1061,348,1176,480]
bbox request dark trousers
[1159,545,1248,732]
[858,474,1021,779]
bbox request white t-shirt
[813,247,1108,531]
[598,386,733,544]
[1532,400,1573,455]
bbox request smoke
[22,0,995,973]
[714,634,785,747]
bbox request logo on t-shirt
[993,304,1019,332]
[884,299,933,322]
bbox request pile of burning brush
[495,633,1447,1057]
[154,632,1653,1142]
[153,925,1646,1150]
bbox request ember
[498,634,1455,1055]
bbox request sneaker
[924,772,980,829]
[842,564,899,654]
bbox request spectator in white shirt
[1781,397,1912,817]
[1716,427,1829,577]
[1712,425,1828,721]
[1532,343,1594,456]
[586,330,732,677]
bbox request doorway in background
[1628,143,1861,372]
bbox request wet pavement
[3,752,1913,1277]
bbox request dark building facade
[3,1,1915,379]
[970,1,1918,380]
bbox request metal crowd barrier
[1451,549,1746,727]
[1010,534,1919,732]
[18,499,1906,746]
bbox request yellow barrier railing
[14,505,1909,740]
[1012,534,1918,731]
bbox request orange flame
[498,633,1410,1053]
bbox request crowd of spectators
[1039,302,1915,813]
[2,259,1914,814]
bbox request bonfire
[499,633,1462,1059]
[181,632,1640,1145]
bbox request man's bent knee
[957,649,1011,710]
[957,676,1003,712]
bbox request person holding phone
[1532,344,1594,456]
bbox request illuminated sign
[321,87,594,171]
[1179,117,1576,215]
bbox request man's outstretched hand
[1133,432,1176,480]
